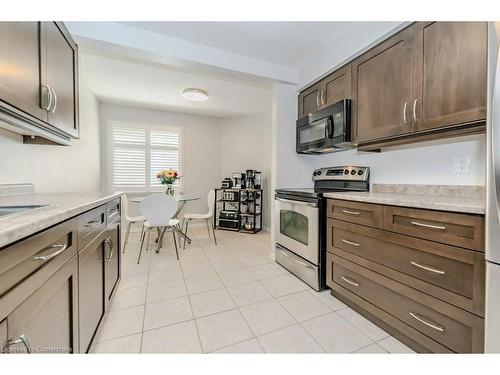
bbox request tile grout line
[139,233,154,353]
[178,245,205,354]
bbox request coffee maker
[231,173,245,189]
[245,170,261,189]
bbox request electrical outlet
[454,157,471,174]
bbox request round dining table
[131,194,200,250]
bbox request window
[108,123,181,192]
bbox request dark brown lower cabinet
[325,198,485,353]
[78,233,106,353]
[4,256,79,354]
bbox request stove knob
[344,169,349,175]
[351,170,356,175]
[313,172,317,176]
[358,170,364,175]
[317,171,322,176]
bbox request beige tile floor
[91,224,415,354]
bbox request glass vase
[165,184,174,196]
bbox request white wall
[99,103,224,216]
[298,22,403,88]
[0,80,101,192]
[219,113,272,229]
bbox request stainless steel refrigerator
[486,21,500,353]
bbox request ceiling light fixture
[182,88,209,102]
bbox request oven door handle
[275,197,317,208]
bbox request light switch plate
[454,157,471,174]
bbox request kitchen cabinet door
[298,82,323,118]
[412,22,487,132]
[78,236,105,353]
[104,220,120,306]
[44,22,79,138]
[321,64,351,106]
[0,319,7,353]
[0,22,48,121]
[5,257,79,354]
[351,27,414,143]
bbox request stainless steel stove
[274,166,369,290]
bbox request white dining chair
[182,189,217,249]
[122,194,146,254]
[137,194,181,264]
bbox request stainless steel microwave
[296,99,352,154]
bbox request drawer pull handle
[341,275,360,287]
[409,312,444,332]
[341,209,361,215]
[410,221,446,230]
[104,237,115,262]
[32,244,68,261]
[108,208,119,215]
[410,261,445,275]
[342,239,360,247]
[85,220,102,228]
[5,335,32,353]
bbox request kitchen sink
[0,205,49,217]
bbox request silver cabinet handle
[410,261,445,275]
[104,237,114,263]
[410,221,446,230]
[403,102,408,124]
[32,244,68,261]
[6,335,32,353]
[341,209,361,215]
[321,90,325,105]
[108,208,119,215]
[316,92,320,107]
[42,85,53,111]
[412,98,418,122]
[85,220,102,228]
[341,275,360,287]
[51,88,57,114]
[409,312,444,332]
[341,239,360,247]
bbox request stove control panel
[312,166,369,182]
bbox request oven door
[274,196,319,265]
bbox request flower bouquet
[157,169,180,196]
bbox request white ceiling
[80,53,271,118]
[120,22,357,67]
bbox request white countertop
[323,190,485,215]
[0,192,122,248]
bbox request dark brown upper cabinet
[298,64,351,118]
[351,27,414,143]
[0,21,79,144]
[412,22,487,133]
[43,22,79,138]
[0,22,48,122]
[300,22,487,149]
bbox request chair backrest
[140,194,177,227]
[207,189,216,217]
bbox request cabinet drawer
[78,205,106,251]
[0,218,77,298]
[326,199,383,228]
[327,219,485,316]
[383,206,484,251]
[106,198,121,225]
[327,253,484,353]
